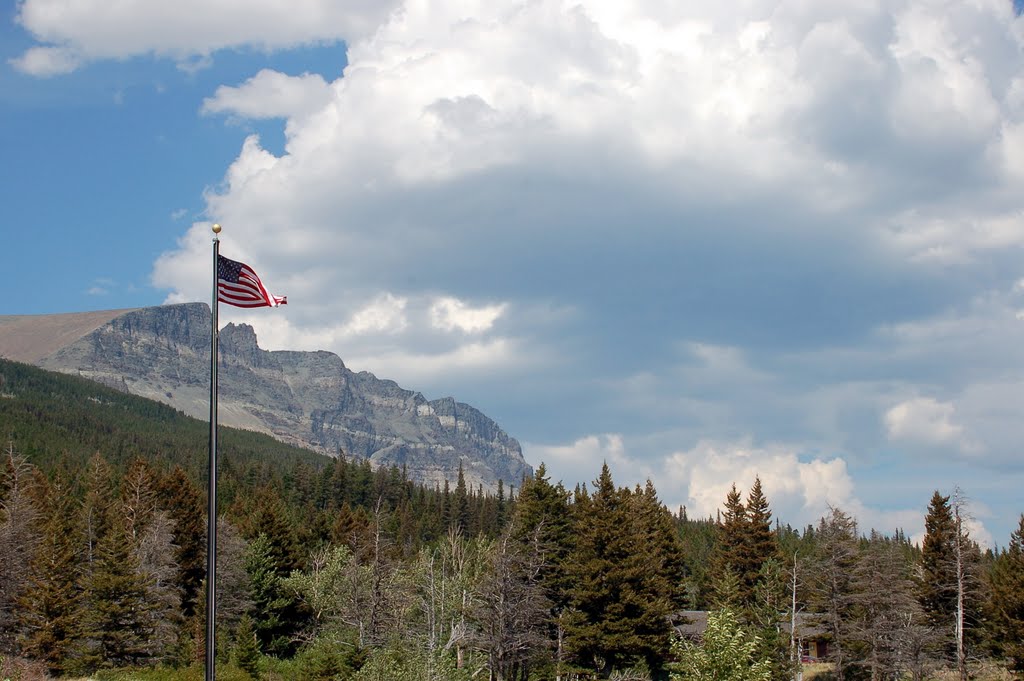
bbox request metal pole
[206,224,222,681]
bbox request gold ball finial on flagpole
[212,223,222,234]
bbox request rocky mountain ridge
[1,303,531,491]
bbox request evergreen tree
[450,463,470,534]
[511,462,574,673]
[742,477,779,598]
[564,463,628,675]
[712,484,748,605]
[248,487,302,574]
[563,464,677,678]
[17,474,83,676]
[626,481,688,677]
[245,533,298,657]
[81,453,117,568]
[233,613,260,679]
[710,479,779,611]
[158,466,206,618]
[81,507,156,670]
[809,507,858,681]
[920,491,957,641]
[989,514,1024,673]
[918,489,983,673]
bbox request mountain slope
[0,304,531,490]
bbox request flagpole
[207,223,222,681]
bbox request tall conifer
[712,484,751,606]
[158,467,206,617]
[742,477,779,595]
[563,465,679,678]
[18,474,83,676]
[919,490,961,664]
[989,514,1024,673]
[81,515,156,670]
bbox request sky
[3,0,1024,548]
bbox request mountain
[0,303,531,491]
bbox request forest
[1,357,1023,681]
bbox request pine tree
[626,481,688,677]
[563,464,678,677]
[989,514,1024,673]
[742,477,779,598]
[17,474,84,676]
[917,488,985,670]
[563,463,628,675]
[809,507,858,681]
[158,466,206,618]
[919,491,956,624]
[233,613,260,679]
[245,533,298,657]
[512,462,574,673]
[450,463,470,534]
[513,463,573,603]
[712,484,748,605]
[81,454,117,568]
[81,507,156,670]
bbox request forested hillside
[1,358,1023,680]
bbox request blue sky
[3,0,1024,547]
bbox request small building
[674,610,829,663]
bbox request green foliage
[245,533,300,658]
[6,359,1024,680]
[989,515,1024,673]
[81,516,157,670]
[233,615,260,679]
[92,662,254,680]
[669,608,773,681]
[16,474,84,676]
[710,478,780,612]
[562,464,682,678]
[352,643,475,681]
[920,491,958,633]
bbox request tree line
[1,359,1023,679]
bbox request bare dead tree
[0,441,38,652]
[471,520,550,681]
[950,488,983,681]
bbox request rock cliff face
[26,303,530,491]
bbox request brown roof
[673,610,827,639]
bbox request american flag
[217,255,287,308]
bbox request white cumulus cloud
[884,397,979,454]
[12,0,400,75]
[202,70,334,121]
[430,297,507,334]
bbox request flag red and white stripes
[217,255,287,308]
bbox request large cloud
[135,0,1024,541]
